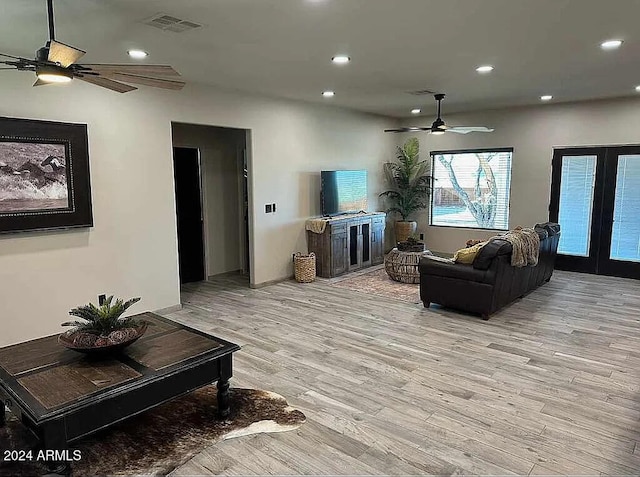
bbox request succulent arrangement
[61,295,144,349]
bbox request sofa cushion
[472,238,512,270]
[420,258,492,284]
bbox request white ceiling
[1,0,640,118]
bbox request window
[557,155,597,256]
[430,148,513,230]
[610,154,640,262]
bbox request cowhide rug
[0,387,305,476]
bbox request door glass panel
[557,155,597,256]
[610,155,640,262]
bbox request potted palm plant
[379,137,432,244]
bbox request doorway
[173,147,206,284]
[549,146,640,279]
[171,123,251,285]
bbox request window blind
[557,155,597,257]
[430,149,513,230]
[610,154,640,262]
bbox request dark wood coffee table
[0,313,240,474]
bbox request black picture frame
[0,116,93,234]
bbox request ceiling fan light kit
[384,93,494,135]
[0,0,185,93]
[36,64,72,83]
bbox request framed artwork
[0,116,93,233]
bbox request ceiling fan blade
[384,127,431,133]
[447,126,495,134]
[100,72,185,90]
[0,52,24,60]
[446,129,472,134]
[80,64,181,77]
[48,40,85,67]
[78,75,137,93]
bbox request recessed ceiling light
[635,85,640,92]
[322,91,335,98]
[601,39,623,50]
[540,95,553,101]
[411,108,421,114]
[127,49,148,59]
[331,55,350,64]
[476,65,494,73]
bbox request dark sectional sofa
[419,223,561,320]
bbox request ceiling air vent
[407,89,436,96]
[141,13,203,33]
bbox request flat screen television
[321,170,368,216]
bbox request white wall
[0,73,395,346]
[171,123,246,277]
[399,96,640,253]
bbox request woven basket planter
[384,248,432,284]
[294,252,316,283]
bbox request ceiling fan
[385,93,494,135]
[0,0,185,93]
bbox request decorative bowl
[397,241,426,252]
[58,323,148,355]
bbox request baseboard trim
[154,303,183,315]
[250,275,293,289]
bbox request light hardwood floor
[167,270,640,476]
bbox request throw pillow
[454,242,485,264]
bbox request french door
[549,146,640,279]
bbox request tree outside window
[430,149,513,230]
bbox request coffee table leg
[39,421,71,476]
[217,355,232,419]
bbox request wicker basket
[294,252,316,283]
[385,248,432,284]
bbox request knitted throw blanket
[305,219,328,234]
[496,228,540,267]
